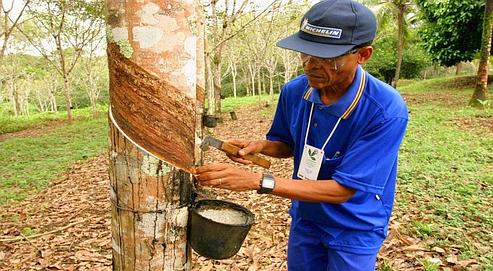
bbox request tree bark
[471,0,493,106]
[229,58,238,98]
[392,3,405,88]
[212,50,223,113]
[455,62,462,76]
[281,50,298,84]
[48,75,57,112]
[62,76,72,122]
[106,1,200,270]
[205,54,215,114]
[232,67,237,98]
[1,6,8,62]
[195,0,206,165]
[10,81,20,116]
[0,0,30,63]
[248,64,256,96]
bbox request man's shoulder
[364,72,408,119]
[282,74,309,97]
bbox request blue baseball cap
[277,0,377,58]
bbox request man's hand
[192,163,261,191]
[225,139,265,165]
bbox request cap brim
[276,32,354,58]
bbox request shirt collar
[303,65,367,119]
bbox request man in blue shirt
[193,0,408,270]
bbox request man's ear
[357,46,373,64]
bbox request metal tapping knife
[200,135,271,169]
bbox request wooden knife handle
[221,142,271,169]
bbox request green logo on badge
[308,149,318,161]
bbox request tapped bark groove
[106,1,203,270]
[108,42,195,171]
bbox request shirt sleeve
[332,117,408,194]
[266,87,294,147]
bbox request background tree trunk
[62,77,72,121]
[232,61,238,98]
[471,0,493,106]
[106,1,200,270]
[393,3,405,88]
[455,62,462,76]
[212,49,223,113]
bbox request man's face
[300,49,361,90]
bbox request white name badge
[297,144,324,180]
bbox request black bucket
[190,199,255,259]
[202,115,218,128]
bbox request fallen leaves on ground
[0,105,481,270]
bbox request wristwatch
[257,174,275,194]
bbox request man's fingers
[227,154,253,165]
[203,177,224,187]
[226,139,248,148]
[224,140,263,157]
[238,142,260,156]
[194,163,229,174]
[196,172,222,182]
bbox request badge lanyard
[297,102,342,180]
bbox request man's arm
[257,140,293,158]
[193,163,355,204]
[272,177,355,203]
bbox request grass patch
[419,258,440,271]
[396,85,493,269]
[0,104,107,135]
[221,94,279,112]
[398,75,493,93]
[0,113,108,205]
[21,227,38,236]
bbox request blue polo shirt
[266,66,408,254]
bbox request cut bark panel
[108,42,195,172]
[109,122,193,270]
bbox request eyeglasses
[300,47,361,71]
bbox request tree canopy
[417,0,485,67]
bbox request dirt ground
[0,105,483,271]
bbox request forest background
[0,0,489,124]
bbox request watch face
[263,178,275,189]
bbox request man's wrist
[255,140,267,154]
[252,173,262,190]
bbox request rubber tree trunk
[195,0,206,165]
[471,0,493,107]
[106,1,202,270]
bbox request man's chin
[307,80,325,89]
